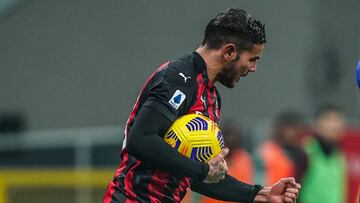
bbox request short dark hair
[202,8,266,51]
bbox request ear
[222,43,237,61]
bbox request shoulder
[155,53,198,86]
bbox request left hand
[204,148,229,183]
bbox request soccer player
[104,8,301,203]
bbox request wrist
[201,163,210,181]
[253,187,270,203]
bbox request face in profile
[219,44,264,88]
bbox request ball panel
[186,117,208,131]
[164,114,225,162]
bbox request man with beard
[104,8,301,203]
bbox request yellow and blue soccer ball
[163,114,225,162]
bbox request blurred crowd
[184,104,357,203]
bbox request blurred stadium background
[0,0,359,202]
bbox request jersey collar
[193,52,212,86]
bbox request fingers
[280,177,296,185]
[283,196,294,203]
[286,187,300,201]
[286,187,300,195]
[283,191,297,203]
[275,177,300,203]
[208,158,228,174]
[284,180,301,203]
[219,159,228,172]
[281,177,302,189]
[211,159,228,176]
[203,151,229,184]
[210,148,229,165]
[294,183,301,189]
[285,191,296,199]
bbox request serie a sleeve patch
[168,90,186,110]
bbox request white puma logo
[178,72,191,83]
[201,96,207,108]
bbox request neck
[196,46,222,82]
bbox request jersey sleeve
[126,106,209,181]
[142,65,195,122]
[125,63,209,180]
[190,174,263,203]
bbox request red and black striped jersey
[104,52,221,203]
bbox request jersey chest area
[188,78,221,124]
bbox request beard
[218,61,240,88]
